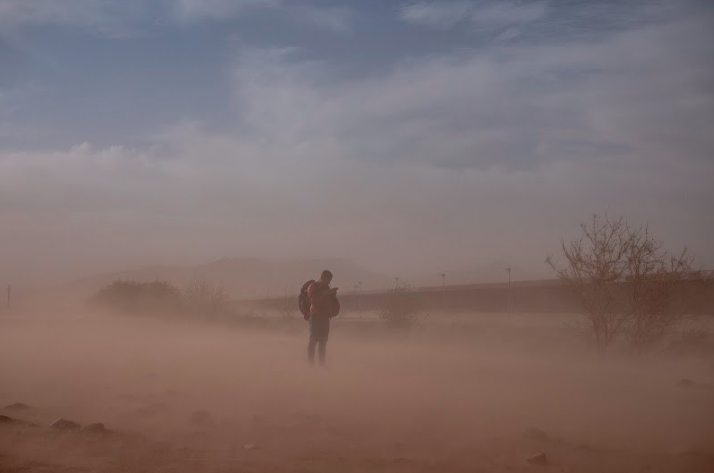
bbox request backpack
[298,280,315,320]
[298,280,341,320]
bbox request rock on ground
[82,422,107,433]
[4,403,31,411]
[527,452,549,466]
[50,418,81,430]
[0,414,15,424]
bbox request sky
[1,0,713,287]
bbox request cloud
[399,1,548,30]
[1,0,713,284]
[0,0,354,35]
[399,1,473,29]
[169,0,280,22]
[172,1,355,32]
[0,0,98,26]
[0,0,268,27]
[0,0,155,37]
[472,1,547,27]
[229,4,714,171]
[288,6,355,33]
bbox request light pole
[506,266,512,316]
[440,272,446,311]
[357,281,362,312]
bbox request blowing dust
[1,309,713,473]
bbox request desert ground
[1,310,713,473]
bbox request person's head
[320,270,333,285]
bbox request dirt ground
[1,312,713,473]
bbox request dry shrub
[380,285,420,330]
[547,214,711,355]
[182,279,230,318]
[93,280,181,315]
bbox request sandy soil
[1,313,713,472]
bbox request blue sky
[1,0,713,285]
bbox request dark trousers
[308,315,330,365]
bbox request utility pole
[440,272,446,312]
[394,277,400,289]
[506,267,512,317]
[357,281,362,313]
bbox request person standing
[307,270,339,365]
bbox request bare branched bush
[380,285,420,329]
[547,214,710,355]
[182,279,229,318]
[92,280,181,315]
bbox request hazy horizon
[2,0,713,288]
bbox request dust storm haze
[2,0,714,471]
[2,310,714,472]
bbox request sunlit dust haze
[1,2,714,472]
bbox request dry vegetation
[92,279,230,320]
[547,214,711,356]
[379,285,422,330]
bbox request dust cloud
[1,305,713,473]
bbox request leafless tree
[547,214,709,355]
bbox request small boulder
[50,418,81,430]
[82,422,106,433]
[678,379,696,388]
[0,414,15,424]
[243,443,256,450]
[4,403,31,411]
[523,427,549,442]
[526,452,548,466]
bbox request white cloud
[399,1,548,29]
[169,0,279,22]
[0,0,97,26]
[399,1,473,29]
[472,1,548,27]
[0,0,354,35]
[0,0,153,36]
[230,6,714,170]
[172,1,356,32]
[288,6,354,33]
[0,0,267,27]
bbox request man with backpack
[300,270,339,366]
